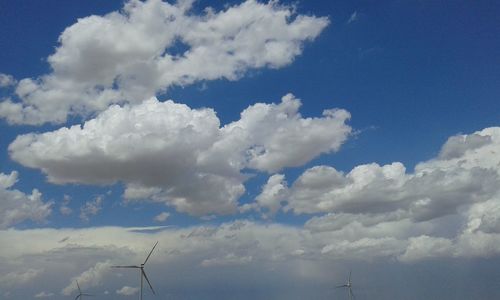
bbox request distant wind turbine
[74,280,93,300]
[112,241,158,300]
[336,270,355,300]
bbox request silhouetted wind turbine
[112,241,158,300]
[75,280,93,300]
[336,270,355,300]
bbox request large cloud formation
[0,0,329,125]
[9,94,352,216]
[252,127,500,262]
[278,128,500,218]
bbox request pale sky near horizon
[1,0,500,299]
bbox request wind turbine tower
[112,241,158,300]
[74,280,93,300]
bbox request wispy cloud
[59,195,72,216]
[347,11,358,24]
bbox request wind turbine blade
[142,269,156,295]
[75,295,81,300]
[143,241,159,265]
[349,287,356,300]
[336,285,348,288]
[349,270,352,283]
[111,265,141,268]
[76,280,81,294]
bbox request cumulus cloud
[9,95,351,216]
[257,127,500,262]
[116,286,139,296]
[399,235,454,262]
[61,261,112,295]
[218,93,352,173]
[465,198,500,234]
[0,171,52,228]
[79,196,103,221]
[255,174,288,217]
[0,0,328,125]
[59,195,72,216]
[34,291,54,298]
[438,132,492,159]
[154,212,170,222]
[276,127,500,222]
[304,211,425,239]
[0,269,44,287]
[0,73,16,87]
[321,237,405,260]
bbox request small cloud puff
[116,286,139,296]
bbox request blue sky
[1,0,500,299]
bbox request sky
[0,0,500,299]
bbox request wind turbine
[112,241,158,300]
[74,280,93,300]
[336,270,355,300]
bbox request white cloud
[279,127,500,221]
[0,0,328,125]
[154,212,170,222]
[61,260,112,296]
[454,231,500,258]
[217,93,352,173]
[0,171,52,228]
[0,73,16,87]
[255,174,288,217]
[34,291,54,298]
[304,211,428,239]
[59,206,72,216]
[283,162,408,214]
[116,286,139,296]
[321,237,405,260]
[0,171,18,189]
[438,132,492,159]
[347,11,358,24]
[399,235,454,263]
[0,269,43,287]
[201,253,253,267]
[79,196,103,221]
[123,185,162,200]
[247,126,500,262]
[59,195,72,216]
[9,95,351,216]
[465,198,500,234]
